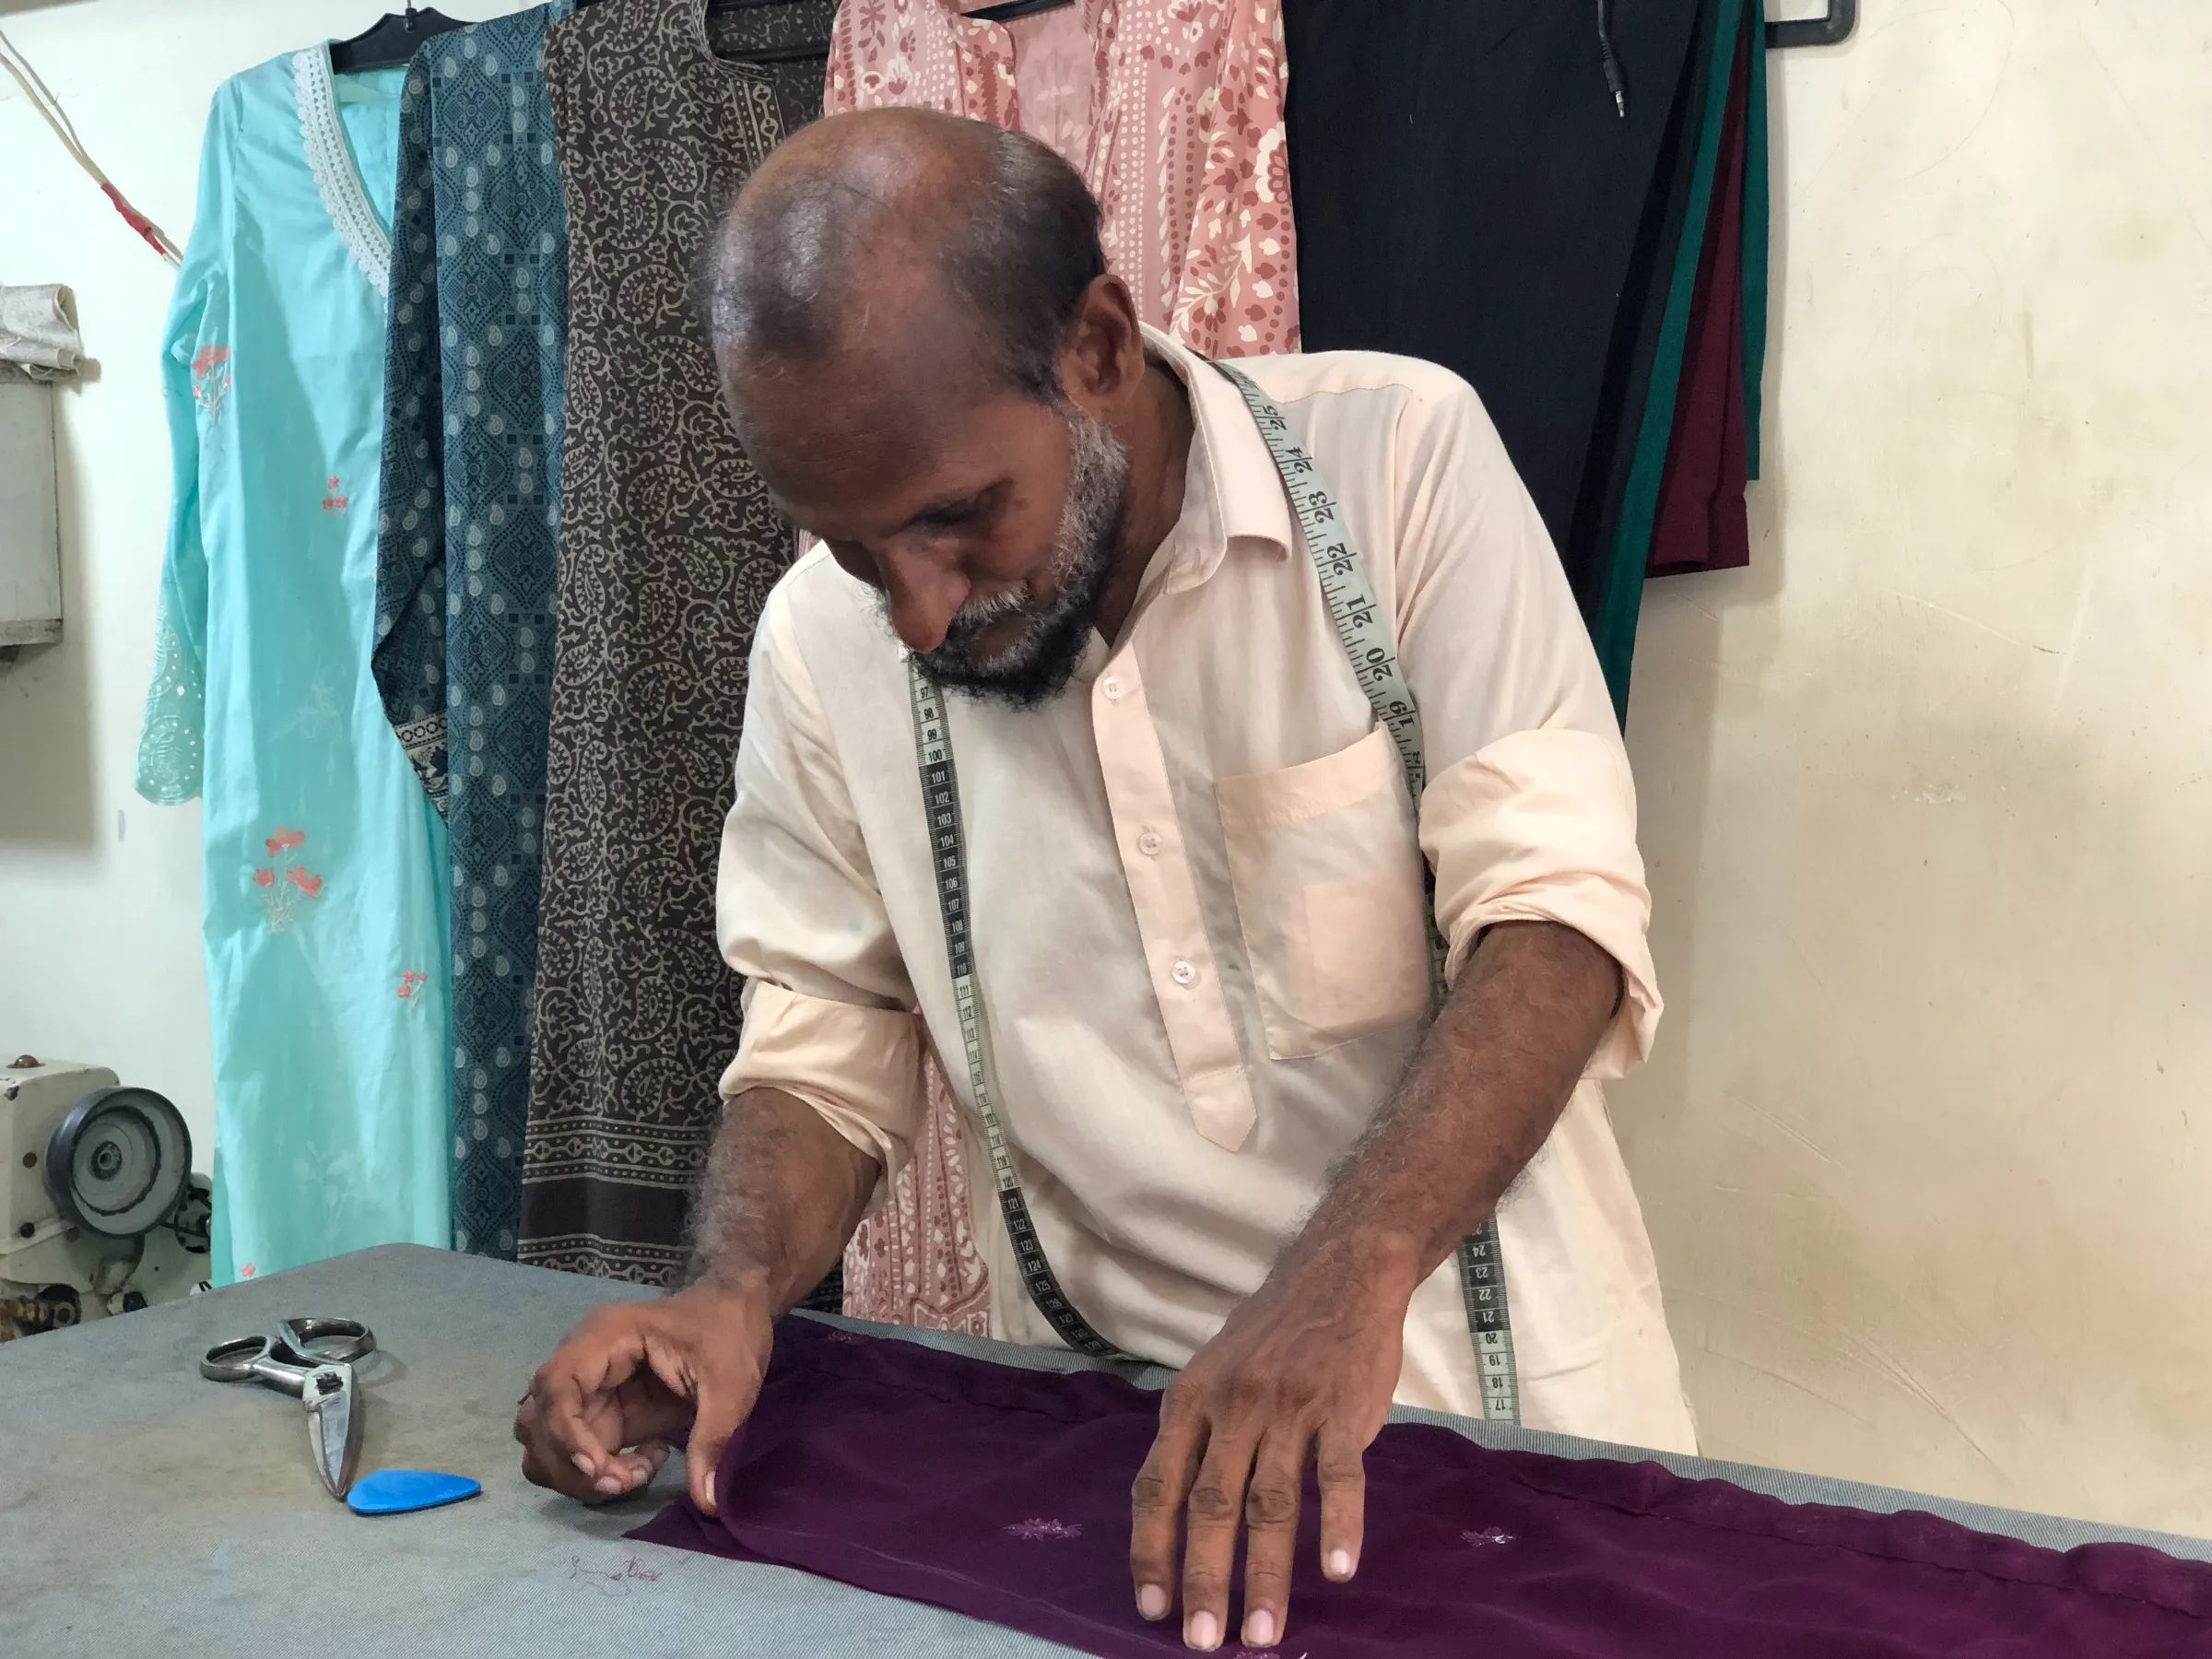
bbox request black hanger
[328,3,468,74]
[966,0,1076,21]
[1767,0,1855,49]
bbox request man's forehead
[726,300,1004,457]
[729,360,1040,540]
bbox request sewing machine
[0,1056,209,1338]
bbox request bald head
[702,110,1176,715]
[707,108,1105,413]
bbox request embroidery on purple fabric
[1005,1518,1084,1541]
[1462,1526,1516,1547]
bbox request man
[516,108,1693,1652]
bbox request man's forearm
[1286,920,1623,1291]
[691,1087,880,1313]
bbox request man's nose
[879,547,968,654]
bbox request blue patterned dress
[372,3,572,1259]
[136,48,451,1283]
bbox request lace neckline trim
[292,46,391,299]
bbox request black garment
[1284,0,1706,624]
[522,0,834,1287]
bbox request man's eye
[915,503,981,531]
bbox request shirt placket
[1090,643,1256,1152]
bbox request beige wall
[1618,0,2212,1535]
[1,0,2206,1532]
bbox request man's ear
[1058,273,1147,414]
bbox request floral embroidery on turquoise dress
[135,46,452,1284]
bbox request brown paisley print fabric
[523,0,835,1285]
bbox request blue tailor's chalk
[347,1468,484,1515]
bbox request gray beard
[906,405,1131,710]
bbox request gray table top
[5,1244,2205,1657]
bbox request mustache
[901,401,1132,710]
[944,582,1033,640]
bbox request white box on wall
[0,378,63,648]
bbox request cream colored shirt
[718,327,1696,1453]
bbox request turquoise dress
[136,47,451,1284]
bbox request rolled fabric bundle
[0,284,82,380]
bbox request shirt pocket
[1216,727,1433,1059]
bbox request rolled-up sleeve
[1388,371,1662,1077]
[717,581,925,1197]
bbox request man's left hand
[1128,1234,1417,1652]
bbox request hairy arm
[515,1086,878,1512]
[1297,917,1620,1296]
[1131,919,1621,1652]
[692,1085,879,1308]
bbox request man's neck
[1091,354,1194,646]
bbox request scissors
[201,1316,376,1500]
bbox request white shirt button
[1100,676,1124,701]
[1171,959,1197,987]
[1136,828,1162,856]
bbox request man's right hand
[513,1283,775,1514]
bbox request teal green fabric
[374,4,573,1262]
[1591,0,1748,710]
[1742,29,1770,480]
[135,48,451,1285]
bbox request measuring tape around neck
[1209,360,1520,1424]
[903,360,1521,1419]
[907,663,1131,1360]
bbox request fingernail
[1137,1584,1168,1620]
[1244,1608,1277,1647]
[1185,1610,1219,1651]
[594,1474,623,1494]
[1326,1547,1356,1580]
[571,1453,595,1476]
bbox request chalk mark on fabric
[1004,1517,1084,1541]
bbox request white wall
[1618,0,2212,1536]
[2,0,2206,1536]
[0,0,535,1167]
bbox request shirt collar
[1141,324,1298,596]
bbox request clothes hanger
[327,3,468,74]
[1765,0,1855,49]
[965,0,1077,21]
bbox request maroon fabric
[1649,20,1751,579]
[631,1319,2212,1656]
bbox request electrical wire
[0,26,182,265]
[1596,0,1629,121]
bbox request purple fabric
[1649,15,1752,580]
[632,1319,2212,1656]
